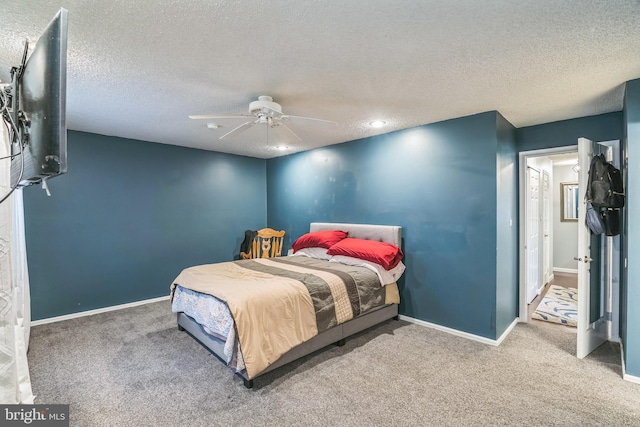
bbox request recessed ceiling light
[369,120,386,128]
[275,145,288,151]
[206,123,220,129]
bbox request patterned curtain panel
[0,126,33,404]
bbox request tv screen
[10,8,68,188]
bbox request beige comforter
[171,256,399,379]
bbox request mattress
[172,285,244,371]
[171,255,399,378]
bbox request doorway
[518,142,621,356]
[522,149,580,322]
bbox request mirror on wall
[561,182,579,222]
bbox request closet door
[526,166,540,304]
[542,170,551,284]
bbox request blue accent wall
[623,79,640,377]
[22,101,635,373]
[23,131,266,320]
[268,112,514,340]
[495,112,518,337]
[516,112,623,152]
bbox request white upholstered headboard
[309,222,402,247]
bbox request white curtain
[0,123,34,404]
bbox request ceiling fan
[189,95,336,142]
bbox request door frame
[519,142,620,344]
[518,145,577,322]
[597,140,621,343]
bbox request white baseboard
[620,341,640,385]
[496,318,520,345]
[553,267,578,274]
[398,315,518,346]
[31,295,171,326]
[623,374,640,384]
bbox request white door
[576,137,607,359]
[542,170,551,284]
[526,166,540,304]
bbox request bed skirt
[177,303,399,388]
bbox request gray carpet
[28,301,640,426]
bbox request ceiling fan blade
[278,123,302,142]
[280,114,337,126]
[189,115,251,120]
[219,120,257,140]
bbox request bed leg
[243,378,254,389]
[335,338,346,347]
[177,324,185,331]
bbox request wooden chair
[240,228,286,259]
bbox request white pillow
[290,247,333,260]
[329,255,405,286]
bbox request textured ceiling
[1,1,639,158]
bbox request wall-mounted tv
[5,8,68,190]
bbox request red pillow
[292,230,348,252]
[327,238,403,270]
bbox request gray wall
[552,164,579,271]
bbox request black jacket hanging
[585,153,625,208]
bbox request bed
[170,222,403,388]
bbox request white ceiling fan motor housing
[249,95,282,116]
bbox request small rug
[532,285,578,327]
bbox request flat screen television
[8,8,68,189]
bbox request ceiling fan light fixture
[572,162,580,173]
[369,120,386,128]
[189,95,335,143]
